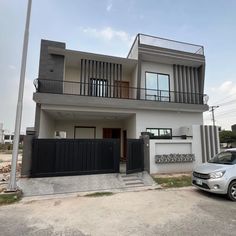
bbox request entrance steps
[119,172,156,188]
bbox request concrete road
[0,188,235,236]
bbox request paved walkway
[18,172,156,196]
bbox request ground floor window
[146,128,172,139]
[74,126,96,139]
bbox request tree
[219,130,236,147]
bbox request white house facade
[21,34,219,177]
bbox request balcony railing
[34,79,207,105]
[128,34,204,58]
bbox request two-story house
[22,34,219,177]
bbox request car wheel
[227,181,236,201]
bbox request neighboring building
[22,33,220,177]
[0,123,3,144]
[0,125,24,145]
[232,124,236,132]
[3,131,14,144]
[2,130,24,145]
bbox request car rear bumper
[192,175,228,194]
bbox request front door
[103,128,121,139]
[115,81,129,99]
[126,139,144,174]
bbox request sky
[0,0,236,133]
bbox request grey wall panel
[198,65,205,94]
[186,66,191,103]
[79,59,122,97]
[214,126,218,155]
[182,66,188,102]
[38,40,65,94]
[189,67,195,104]
[38,40,65,81]
[209,126,214,158]
[205,126,210,161]
[80,59,83,94]
[173,65,178,102]
[178,65,183,102]
[200,125,206,163]
[200,125,220,163]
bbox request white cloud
[81,27,135,46]
[205,80,236,130]
[106,0,113,12]
[8,65,16,70]
[218,81,236,95]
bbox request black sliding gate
[126,139,144,174]
[31,139,120,177]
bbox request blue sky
[0,0,236,132]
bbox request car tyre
[227,181,236,201]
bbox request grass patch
[84,192,114,197]
[153,175,192,188]
[0,192,22,206]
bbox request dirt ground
[0,188,236,236]
[0,153,21,192]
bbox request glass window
[146,73,158,100]
[145,72,170,101]
[55,131,67,138]
[146,128,172,139]
[90,79,108,97]
[159,129,171,137]
[158,74,170,101]
[208,151,236,165]
[146,128,159,136]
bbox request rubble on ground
[0,162,21,193]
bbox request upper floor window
[146,128,172,139]
[90,78,108,97]
[145,72,170,101]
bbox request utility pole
[7,0,32,191]
[209,106,219,126]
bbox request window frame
[145,72,170,101]
[74,126,96,139]
[146,128,172,139]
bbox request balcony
[34,79,207,105]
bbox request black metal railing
[34,79,207,105]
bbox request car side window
[232,153,236,164]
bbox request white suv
[192,148,236,201]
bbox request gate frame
[126,138,144,174]
[31,138,120,177]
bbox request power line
[209,106,219,126]
[213,93,236,104]
[216,110,236,118]
[217,99,236,107]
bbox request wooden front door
[115,81,129,99]
[103,128,121,139]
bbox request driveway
[0,188,235,236]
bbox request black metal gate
[126,139,144,174]
[31,139,120,177]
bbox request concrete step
[122,178,142,182]
[119,171,157,189]
[121,174,141,178]
[125,181,144,186]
